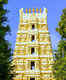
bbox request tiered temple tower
[13,8,55,80]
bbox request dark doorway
[31,35,35,41]
[30,78,35,80]
[32,24,35,29]
[31,61,35,70]
[31,48,35,54]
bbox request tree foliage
[53,8,66,80]
[56,8,66,38]
[0,0,14,80]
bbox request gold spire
[36,8,38,13]
[19,8,23,23]
[32,8,35,13]
[26,8,28,13]
[32,8,35,16]
[40,8,41,13]
[29,8,31,13]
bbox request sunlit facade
[13,8,55,80]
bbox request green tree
[56,8,66,38]
[0,0,14,80]
[53,8,66,80]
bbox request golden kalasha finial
[43,8,47,13]
[36,8,38,13]
[19,8,23,23]
[40,8,41,13]
[32,8,35,13]
[26,8,28,13]
[19,8,23,16]
[29,8,31,13]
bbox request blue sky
[6,0,66,50]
